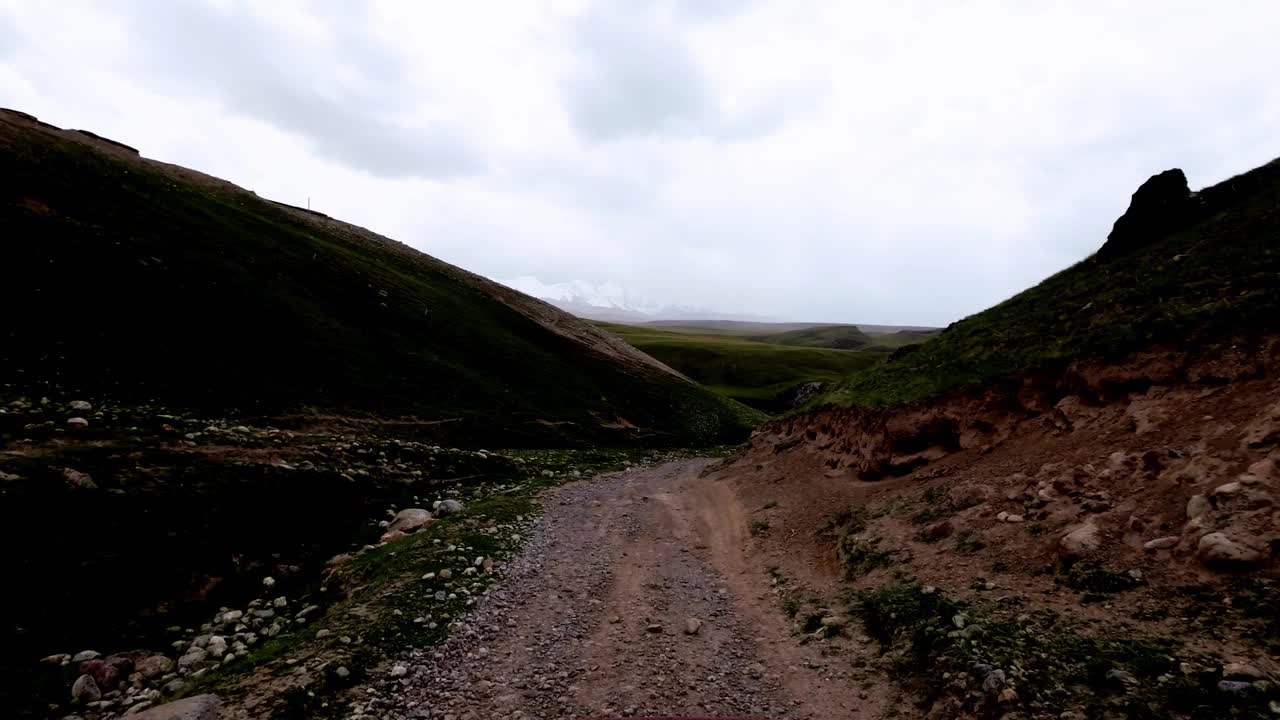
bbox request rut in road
[388,459,879,720]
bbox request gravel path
[381,459,868,720]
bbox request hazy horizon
[3,1,1279,325]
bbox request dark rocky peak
[1098,168,1194,259]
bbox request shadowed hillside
[0,109,759,446]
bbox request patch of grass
[953,529,986,554]
[821,506,868,536]
[909,486,950,525]
[837,536,893,578]
[1060,563,1145,600]
[854,581,1276,718]
[817,157,1280,409]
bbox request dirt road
[388,459,876,720]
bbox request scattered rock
[261,576,276,589]
[1106,668,1139,687]
[67,417,89,429]
[684,618,703,635]
[380,529,407,544]
[438,568,452,580]
[1217,680,1256,699]
[646,623,663,633]
[63,469,97,490]
[1213,481,1244,497]
[1197,532,1266,569]
[1186,495,1212,519]
[177,647,207,670]
[71,650,101,663]
[1143,536,1180,551]
[1058,523,1101,560]
[220,610,243,624]
[390,664,409,678]
[335,666,350,679]
[136,655,174,680]
[69,400,93,412]
[81,656,131,689]
[1223,662,1267,681]
[388,508,433,533]
[436,499,464,516]
[71,674,101,703]
[126,694,222,720]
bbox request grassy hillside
[0,110,759,445]
[758,325,874,350]
[822,157,1280,408]
[599,322,879,410]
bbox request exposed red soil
[703,335,1280,714]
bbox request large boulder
[1098,169,1194,259]
[1197,531,1267,570]
[80,655,132,689]
[387,508,432,533]
[71,674,101,704]
[136,654,175,679]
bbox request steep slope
[0,109,758,445]
[821,157,1280,408]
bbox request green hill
[598,322,879,411]
[0,109,758,445]
[759,325,874,350]
[821,157,1280,408]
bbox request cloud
[560,1,787,143]
[0,13,20,58]
[112,0,481,179]
[3,0,1280,326]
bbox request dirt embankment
[710,335,1280,717]
[751,336,1279,481]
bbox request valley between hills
[3,106,1280,720]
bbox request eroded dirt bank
[707,337,1280,717]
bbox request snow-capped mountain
[499,276,766,323]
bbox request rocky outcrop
[1098,157,1280,260]
[1098,169,1194,259]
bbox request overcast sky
[3,0,1278,325]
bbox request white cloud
[3,0,1279,325]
